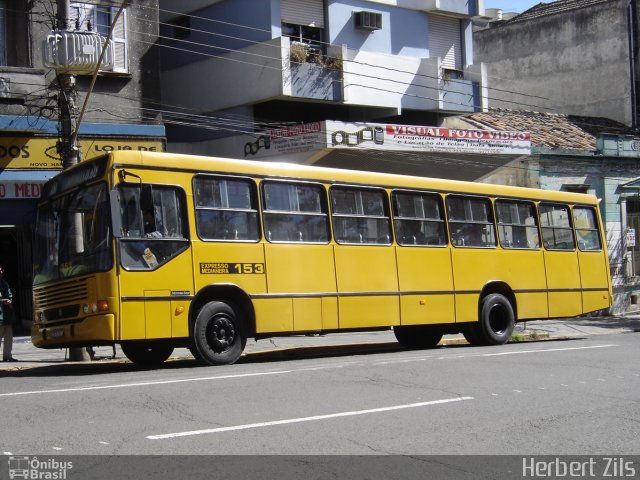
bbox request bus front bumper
[31,314,116,348]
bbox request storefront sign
[328,121,531,155]
[237,121,531,159]
[0,137,164,169]
[0,181,45,199]
[242,122,323,158]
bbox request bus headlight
[83,304,89,314]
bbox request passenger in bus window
[143,209,165,238]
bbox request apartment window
[0,0,29,67]
[0,0,5,66]
[281,0,325,52]
[70,2,128,72]
[170,15,191,41]
[282,23,323,52]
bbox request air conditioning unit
[43,31,114,75]
[355,11,382,31]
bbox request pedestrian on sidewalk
[0,265,17,362]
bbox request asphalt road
[1,331,638,457]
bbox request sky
[483,0,543,13]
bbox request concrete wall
[0,1,162,130]
[474,0,632,125]
[327,0,430,57]
[160,0,274,71]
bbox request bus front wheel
[470,293,515,346]
[393,325,443,349]
[121,342,174,368]
[191,301,246,366]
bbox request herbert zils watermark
[523,457,637,478]
[7,456,72,479]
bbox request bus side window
[392,191,446,246]
[331,187,391,245]
[194,176,260,242]
[446,195,496,248]
[262,181,329,243]
[496,200,540,249]
[539,203,575,250]
[573,206,602,251]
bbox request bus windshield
[33,182,112,285]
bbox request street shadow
[0,334,600,378]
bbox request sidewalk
[2,315,639,372]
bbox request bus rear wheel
[393,325,443,349]
[191,301,246,366]
[121,342,174,368]
[472,293,515,346]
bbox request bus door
[261,181,337,332]
[114,183,193,341]
[331,187,399,329]
[573,206,611,312]
[392,191,454,325]
[540,203,582,317]
[447,196,499,322]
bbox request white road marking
[480,344,617,357]
[147,396,474,440]
[0,370,291,398]
[0,344,620,399]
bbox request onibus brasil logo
[8,456,73,479]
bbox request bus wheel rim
[488,304,508,335]
[206,314,236,352]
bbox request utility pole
[56,0,87,361]
[56,0,81,170]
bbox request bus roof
[106,150,598,205]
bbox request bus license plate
[50,328,64,338]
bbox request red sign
[0,181,45,199]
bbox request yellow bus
[31,151,612,367]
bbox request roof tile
[461,110,634,150]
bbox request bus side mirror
[110,189,124,238]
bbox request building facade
[0,0,164,327]
[159,0,488,154]
[474,0,640,128]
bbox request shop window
[627,198,640,276]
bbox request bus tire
[191,301,246,365]
[462,324,486,346]
[121,342,174,368]
[393,325,443,349]
[478,293,515,345]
